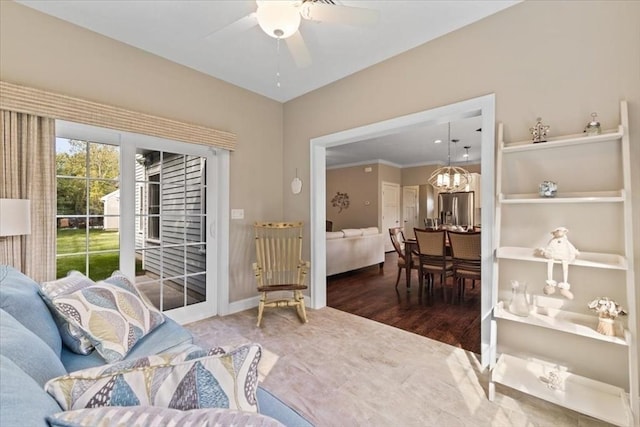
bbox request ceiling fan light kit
[213,0,379,80]
[256,1,302,39]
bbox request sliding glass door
[55,139,121,281]
[133,149,208,312]
[55,121,219,322]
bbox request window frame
[55,120,230,324]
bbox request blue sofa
[0,266,312,427]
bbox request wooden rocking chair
[253,221,309,327]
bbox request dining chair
[413,228,454,301]
[388,227,418,290]
[447,230,481,303]
[253,221,309,327]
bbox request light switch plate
[231,209,244,219]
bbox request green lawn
[56,229,142,280]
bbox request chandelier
[427,122,470,193]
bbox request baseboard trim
[224,295,313,316]
[225,295,260,315]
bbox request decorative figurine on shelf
[539,180,557,198]
[540,368,564,391]
[584,112,602,136]
[534,227,580,299]
[588,297,627,336]
[530,117,550,143]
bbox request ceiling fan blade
[204,12,258,42]
[285,31,312,68]
[302,3,379,27]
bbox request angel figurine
[535,227,579,299]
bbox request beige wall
[326,164,380,230]
[1,0,638,328]
[283,0,640,373]
[0,1,284,302]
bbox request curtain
[0,110,56,282]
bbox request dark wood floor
[327,251,481,354]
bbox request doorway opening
[310,94,495,367]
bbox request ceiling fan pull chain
[276,37,281,88]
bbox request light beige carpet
[185,307,611,427]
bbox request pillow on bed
[341,228,363,237]
[45,343,262,413]
[326,231,344,240]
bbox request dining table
[402,238,418,290]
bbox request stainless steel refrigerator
[438,191,474,227]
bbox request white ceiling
[17,0,516,168]
[326,115,483,168]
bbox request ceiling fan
[208,0,380,68]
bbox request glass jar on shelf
[509,280,530,317]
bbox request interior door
[402,186,419,237]
[381,182,400,252]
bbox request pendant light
[427,122,470,193]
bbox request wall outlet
[231,209,244,219]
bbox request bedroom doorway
[310,94,495,367]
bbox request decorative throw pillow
[39,271,97,355]
[101,271,157,309]
[342,228,363,237]
[47,406,285,427]
[45,343,262,413]
[0,265,62,356]
[40,270,96,299]
[56,346,227,379]
[0,309,67,387]
[361,227,380,236]
[326,231,345,240]
[47,277,165,362]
